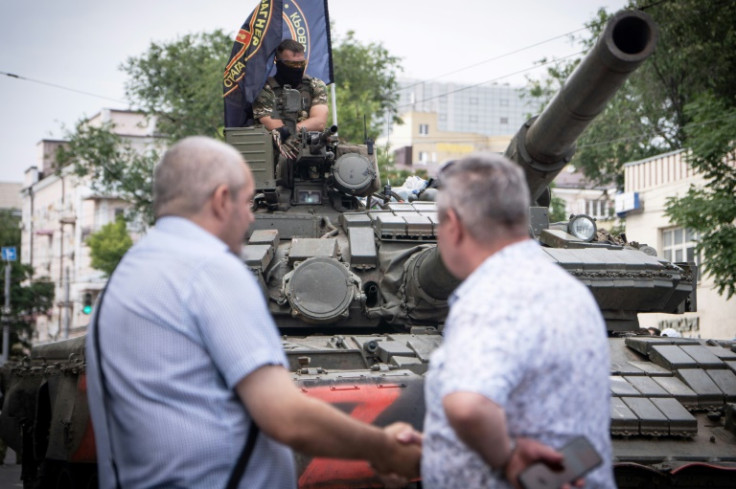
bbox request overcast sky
[0,0,628,183]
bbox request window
[662,227,698,263]
[500,117,509,125]
[500,99,509,107]
[418,123,429,135]
[418,151,429,164]
[584,199,613,220]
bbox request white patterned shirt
[86,217,296,489]
[422,239,614,489]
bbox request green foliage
[527,1,736,186]
[548,194,568,223]
[665,93,736,298]
[529,1,736,296]
[0,209,21,249]
[86,216,134,277]
[57,121,158,224]
[331,30,403,143]
[122,30,233,141]
[0,211,55,349]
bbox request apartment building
[20,109,156,343]
[382,79,539,171]
[617,149,736,339]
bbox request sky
[0,0,628,183]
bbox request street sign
[1,247,17,261]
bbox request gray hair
[153,136,247,219]
[436,153,530,242]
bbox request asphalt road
[0,448,22,488]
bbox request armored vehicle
[1,9,734,489]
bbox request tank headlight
[568,215,597,242]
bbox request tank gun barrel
[505,10,658,202]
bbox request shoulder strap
[224,420,260,489]
[94,278,260,489]
[91,282,123,489]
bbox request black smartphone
[518,436,602,489]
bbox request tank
[1,9,734,489]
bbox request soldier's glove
[271,128,299,160]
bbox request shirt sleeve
[187,253,287,389]
[252,86,276,121]
[310,78,328,106]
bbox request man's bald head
[153,136,249,219]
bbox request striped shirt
[86,217,296,489]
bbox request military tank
[1,8,734,489]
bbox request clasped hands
[271,126,300,160]
[370,422,422,489]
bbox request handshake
[370,423,423,489]
[271,126,300,160]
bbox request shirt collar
[154,216,231,253]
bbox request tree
[58,32,232,224]
[86,216,134,277]
[331,30,403,144]
[57,121,159,224]
[529,1,736,296]
[665,93,736,299]
[58,26,406,217]
[121,30,233,141]
[0,210,55,349]
[527,1,736,186]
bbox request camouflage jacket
[252,76,328,123]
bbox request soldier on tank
[252,39,328,182]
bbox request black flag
[223,0,334,128]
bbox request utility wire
[397,26,590,92]
[1,70,127,105]
[397,49,585,110]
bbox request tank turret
[3,10,732,489]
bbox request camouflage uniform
[252,76,328,124]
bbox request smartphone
[518,436,602,489]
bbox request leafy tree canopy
[331,30,403,143]
[122,30,233,141]
[527,0,736,187]
[529,0,736,297]
[665,93,736,298]
[58,25,406,218]
[86,216,134,277]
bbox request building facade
[618,149,736,340]
[381,79,539,171]
[20,109,156,343]
[395,79,539,136]
[0,182,22,211]
[552,166,617,226]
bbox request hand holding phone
[518,436,602,489]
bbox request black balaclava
[275,60,305,88]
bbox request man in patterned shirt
[422,153,614,488]
[252,39,328,160]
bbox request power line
[1,70,127,105]
[397,26,590,92]
[396,49,585,110]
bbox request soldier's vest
[267,75,313,132]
